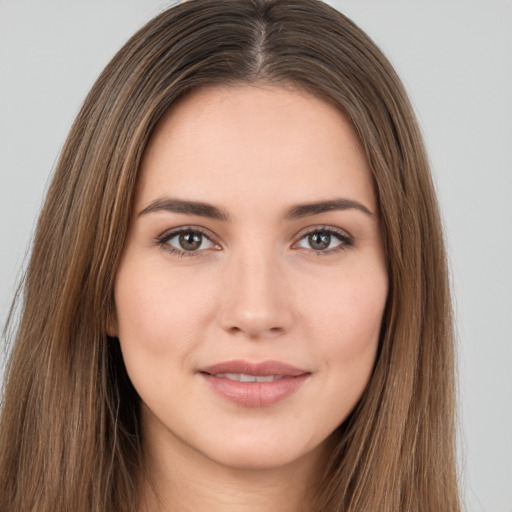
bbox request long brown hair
[0,1,460,510]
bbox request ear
[106,311,118,338]
[107,327,117,338]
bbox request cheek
[301,266,388,368]
[114,263,220,367]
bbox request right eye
[157,228,219,256]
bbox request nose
[217,248,294,340]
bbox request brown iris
[308,231,331,250]
[179,231,202,251]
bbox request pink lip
[198,360,310,408]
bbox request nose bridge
[219,240,292,338]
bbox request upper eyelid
[158,225,218,243]
[292,225,353,242]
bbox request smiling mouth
[207,373,288,383]
[198,360,310,407]
[199,359,308,377]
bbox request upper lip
[199,360,309,377]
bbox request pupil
[309,232,330,250]
[179,232,202,251]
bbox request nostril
[218,288,294,338]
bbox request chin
[196,430,331,473]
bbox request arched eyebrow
[138,197,374,220]
[284,198,374,219]
[138,198,229,220]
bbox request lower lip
[200,373,309,407]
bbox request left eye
[164,230,216,252]
[295,229,350,252]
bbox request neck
[140,462,319,512]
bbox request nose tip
[218,254,293,340]
[225,314,286,339]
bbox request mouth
[211,373,287,383]
[199,359,308,378]
[198,360,310,407]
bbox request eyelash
[156,227,218,258]
[295,226,354,256]
[155,225,353,258]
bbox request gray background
[0,1,511,510]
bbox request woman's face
[114,84,388,471]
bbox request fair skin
[113,84,388,512]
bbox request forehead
[137,84,375,215]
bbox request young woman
[0,0,461,510]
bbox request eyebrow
[284,198,374,219]
[138,196,374,221]
[139,197,229,221]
